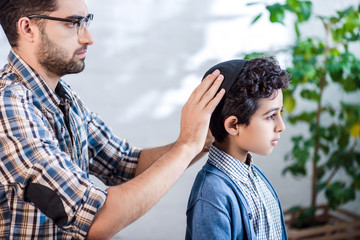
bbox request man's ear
[17,17,37,42]
[224,116,239,136]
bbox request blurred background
[0,0,359,239]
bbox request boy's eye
[267,113,276,120]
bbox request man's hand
[176,69,224,156]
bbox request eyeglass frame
[27,13,94,34]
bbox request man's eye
[67,22,77,28]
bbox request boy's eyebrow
[263,106,283,116]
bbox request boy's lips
[271,138,280,146]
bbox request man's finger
[198,73,224,109]
[204,88,225,112]
[202,73,224,98]
[192,69,221,102]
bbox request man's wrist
[173,141,200,160]
[202,145,211,152]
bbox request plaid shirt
[209,145,282,240]
[0,50,141,239]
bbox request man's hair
[0,0,57,47]
[210,57,291,143]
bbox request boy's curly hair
[210,57,291,143]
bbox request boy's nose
[275,117,286,133]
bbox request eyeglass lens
[78,15,93,34]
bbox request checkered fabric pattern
[0,50,141,239]
[208,145,282,240]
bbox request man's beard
[37,31,86,77]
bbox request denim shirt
[186,148,287,240]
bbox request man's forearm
[135,141,208,176]
[135,142,175,176]
[87,144,196,240]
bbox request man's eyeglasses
[27,14,94,35]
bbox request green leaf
[294,21,300,38]
[282,163,307,176]
[244,52,266,60]
[337,128,350,148]
[266,3,286,24]
[316,181,327,192]
[251,13,263,25]
[336,6,355,19]
[353,174,360,189]
[327,150,346,168]
[325,182,356,209]
[319,143,329,154]
[288,111,317,124]
[322,123,339,141]
[246,2,263,7]
[317,165,326,181]
[300,89,320,102]
[331,6,360,43]
[297,1,312,22]
[342,153,360,177]
[294,206,315,228]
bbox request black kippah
[202,59,248,95]
[0,0,9,10]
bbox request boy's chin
[255,148,274,156]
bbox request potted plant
[247,0,360,238]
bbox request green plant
[247,0,360,228]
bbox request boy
[186,57,291,239]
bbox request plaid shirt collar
[7,49,65,112]
[208,145,254,185]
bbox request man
[0,0,224,239]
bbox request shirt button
[248,213,252,219]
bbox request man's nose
[78,27,94,46]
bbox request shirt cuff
[69,185,107,238]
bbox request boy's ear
[17,17,38,43]
[224,116,239,136]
